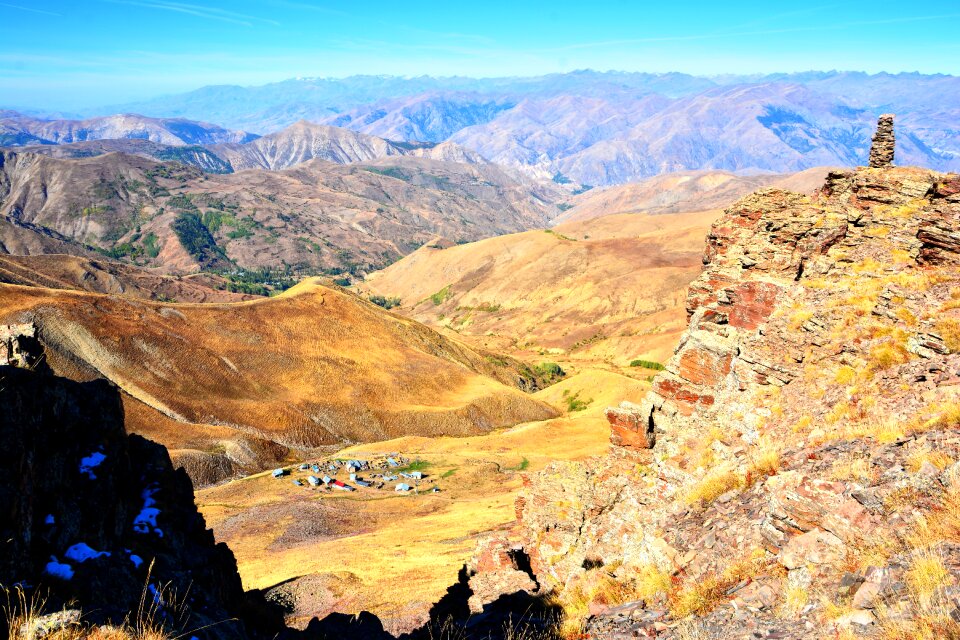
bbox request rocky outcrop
[639,164,955,454]
[0,322,42,368]
[869,113,895,168]
[606,401,655,449]
[465,537,538,613]
[0,363,277,638]
[466,159,960,637]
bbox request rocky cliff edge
[468,165,960,639]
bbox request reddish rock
[780,528,845,570]
[934,175,960,200]
[678,348,733,387]
[467,537,538,613]
[722,281,782,330]
[653,377,715,416]
[607,401,655,449]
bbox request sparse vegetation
[936,318,960,353]
[506,457,530,471]
[171,212,229,266]
[533,362,565,380]
[629,359,665,370]
[214,267,297,295]
[430,285,453,306]
[561,389,592,412]
[396,459,431,473]
[544,229,576,241]
[369,295,402,309]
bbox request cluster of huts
[271,455,437,495]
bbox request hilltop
[554,167,832,224]
[362,211,715,368]
[464,161,960,637]
[0,253,254,302]
[0,279,557,486]
[0,110,256,146]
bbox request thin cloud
[265,0,348,16]
[546,13,960,52]
[100,0,280,27]
[0,2,63,16]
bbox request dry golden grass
[835,365,857,385]
[750,440,782,477]
[906,549,952,603]
[907,446,955,473]
[551,561,673,638]
[936,318,960,353]
[3,573,176,640]
[780,584,809,619]
[669,549,771,619]
[875,549,960,639]
[868,341,911,371]
[0,280,556,456]
[830,456,875,484]
[197,369,646,627]
[361,211,719,368]
[681,467,745,506]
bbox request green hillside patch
[172,212,230,268]
[430,285,452,306]
[630,359,665,370]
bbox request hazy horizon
[2,0,960,110]
[3,67,958,117]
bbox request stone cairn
[868,113,895,168]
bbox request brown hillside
[0,279,557,484]
[554,167,832,224]
[0,254,253,302]
[0,149,556,275]
[362,210,720,367]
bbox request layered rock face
[470,163,960,637]
[869,113,896,168]
[0,360,274,638]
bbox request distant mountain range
[0,110,256,146]
[3,71,959,185]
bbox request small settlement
[270,454,440,496]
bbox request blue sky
[1,0,959,109]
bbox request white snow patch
[133,484,162,535]
[45,558,74,580]
[64,542,111,563]
[44,514,55,525]
[129,553,144,569]
[79,451,107,479]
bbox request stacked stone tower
[869,113,895,168]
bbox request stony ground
[465,165,960,639]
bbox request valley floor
[196,369,647,633]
